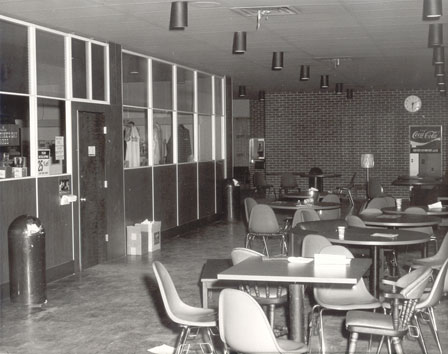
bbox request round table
[280,191,327,201]
[359,213,441,228]
[297,172,341,191]
[382,206,448,217]
[268,200,340,212]
[293,219,430,297]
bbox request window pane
[37,98,66,175]
[123,108,148,168]
[199,115,212,161]
[178,113,194,163]
[72,38,87,99]
[154,110,173,164]
[214,77,222,115]
[0,19,28,94]
[152,61,172,110]
[177,67,194,112]
[91,44,106,101]
[0,94,30,178]
[123,53,147,107]
[36,30,65,98]
[215,115,222,160]
[198,73,212,114]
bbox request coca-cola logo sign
[410,125,441,153]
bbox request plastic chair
[345,215,366,227]
[152,261,217,354]
[311,245,381,354]
[230,248,288,333]
[292,208,320,227]
[253,172,276,199]
[218,289,308,354]
[243,197,257,230]
[309,167,323,191]
[365,197,389,210]
[345,266,433,354]
[404,206,438,253]
[245,204,288,256]
[411,231,448,270]
[301,234,331,258]
[367,177,385,199]
[319,194,341,220]
[334,172,356,205]
[359,207,383,216]
[278,172,300,198]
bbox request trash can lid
[8,215,45,238]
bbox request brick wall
[249,89,448,199]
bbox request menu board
[0,124,20,146]
[409,125,442,153]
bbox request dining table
[292,220,430,297]
[217,255,372,343]
[268,200,340,212]
[382,205,448,216]
[297,172,341,191]
[280,191,327,201]
[359,213,441,228]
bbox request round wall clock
[404,95,422,113]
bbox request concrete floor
[0,203,447,354]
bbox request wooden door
[78,111,106,270]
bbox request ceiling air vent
[231,6,300,17]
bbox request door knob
[80,197,87,202]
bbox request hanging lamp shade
[437,76,446,85]
[272,52,284,70]
[428,23,443,47]
[320,75,329,89]
[435,63,445,76]
[440,87,447,95]
[238,85,246,97]
[299,65,310,81]
[335,83,344,94]
[423,0,443,19]
[169,1,188,30]
[232,31,247,54]
[346,89,354,99]
[433,46,445,64]
[258,90,265,101]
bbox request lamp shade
[335,83,344,94]
[299,65,310,81]
[169,1,188,30]
[423,0,442,19]
[437,76,446,85]
[428,23,443,47]
[435,63,445,76]
[433,46,445,64]
[361,154,374,169]
[272,52,284,70]
[320,75,329,89]
[232,31,247,54]
[238,85,246,97]
[346,89,354,99]
[258,90,265,101]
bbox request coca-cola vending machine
[409,125,442,177]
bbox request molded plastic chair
[411,231,448,270]
[219,289,308,354]
[292,208,320,228]
[231,248,288,332]
[367,177,385,199]
[152,261,217,354]
[279,172,300,198]
[345,215,367,227]
[253,172,276,199]
[319,194,341,220]
[404,206,438,253]
[384,196,397,208]
[334,172,356,205]
[311,245,381,354]
[243,197,257,230]
[359,207,383,216]
[301,234,332,258]
[345,266,433,354]
[245,204,288,256]
[365,197,389,210]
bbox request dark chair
[334,172,356,205]
[309,167,323,191]
[278,172,300,198]
[367,177,385,199]
[253,171,275,199]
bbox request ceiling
[1,0,447,98]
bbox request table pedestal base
[289,284,305,342]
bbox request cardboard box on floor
[126,221,161,255]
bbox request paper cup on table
[396,198,402,210]
[337,226,345,239]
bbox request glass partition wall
[122,51,225,168]
[0,16,109,179]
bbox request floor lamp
[361,154,374,198]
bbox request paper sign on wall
[38,149,51,176]
[55,136,65,160]
[88,146,96,156]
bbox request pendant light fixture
[320,75,329,89]
[423,0,442,20]
[435,63,445,76]
[232,31,247,54]
[433,46,445,64]
[272,52,284,70]
[428,23,443,47]
[299,65,310,81]
[238,85,246,97]
[258,90,265,101]
[346,89,354,99]
[437,76,446,85]
[335,83,344,94]
[169,1,188,30]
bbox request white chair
[359,207,383,216]
[152,261,217,354]
[219,288,308,354]
[319,194,341,220]
[345,215,366,227]
[292,208,320,228]
[411,231,448,270]
[404,206,438,253]
[243,197,257,230]
[301,234,332,258]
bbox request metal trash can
[224,178,240,222]
[8,215,47,305]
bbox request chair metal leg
[428,307,443,354]
[376,336,385,354]
[262,236,269,257]
[176,326,191,354]
[413,314,429,354]
[318,308,326,354]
